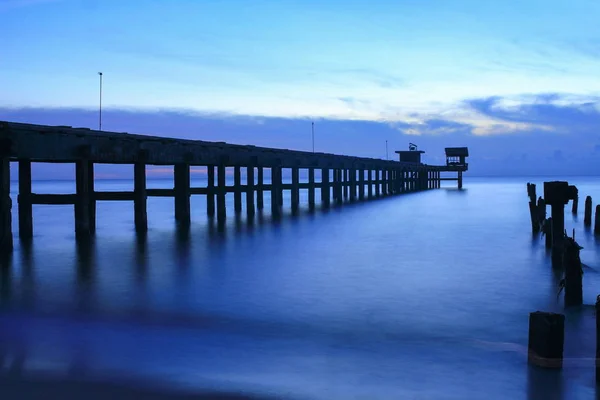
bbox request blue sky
[2,0,600,177]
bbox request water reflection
[527,365,564,400]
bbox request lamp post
[98,72,103,131]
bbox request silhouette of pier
[0,121,468,255]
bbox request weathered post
[572,192,578,214]
[74,159,92,237]
[134,162,148,233]
[595,205,600,235]
[0,155,12,255]
[217,164,226,222]
[544,181,578,268]
[537,197,546,228]
[528,311,565,368]
[596,295,600,383]
[308,168,315,209]
[563,234,583,307]
[206,165,215,217]
[174,163,191,226]
[585,196,593,227]
[543,217,553,249]
[256,167,264,210]
[527,183,539,233]
[18,160,33,239]
[291,167,299,213]
[234,166,242,213]
[246,166,255,217]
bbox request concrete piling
[585,196,593,226]
[528,311,564,368]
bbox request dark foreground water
[1,176,600,399]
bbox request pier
[0,121,469,255]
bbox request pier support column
[374,170,380,197]
[257,167,264,210]
[388,169,393,194]
[321,168,330,207]
[134,163,148,233]
[528,311,564,368]
[596,297,600,383]
[308,168,315,209]
[271,166,282,217]
[207,165,215,217]
[359,170,365,200]
[234,166,242,213]
[344,169,349,199]
[595,206,600,235]
[349,170,356,201]
[18,160,33,239]
[367,170,373,198]
[458,171,463,189]
[291,167,300,213]
[338,169,344,205]
[0,157,12,254]
[572,193,578,214]
[246,166,255,217]
[217,164,226,222]
[400,170,405,193]
[75,160,93,237]
[174,163,191,226]
[545,181,577,267]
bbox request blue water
[1,176,600,399]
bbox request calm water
[1,176,600,399]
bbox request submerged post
[585,196,593,227]
[18,160,33,239]
[572,193,578,215]
[563,235,583,307]
[0,156,12,254]
[527,183,539,233]
[134,162,148,233]
[543,217,553,249]
[528,311,564,368]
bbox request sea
[1,176,600,399]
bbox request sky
[2,0,600,178]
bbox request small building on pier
[395,143,425,164]
[445,147,469,168]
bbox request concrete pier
[0,121,467,255]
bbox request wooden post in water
[291,167,300,213]
[256,167,264,210]
[374,170,380,197]
[367,170,373,198]
[335,169,343,205]
[134,162,148,233]
[0,156,12,254]
[174,163,191,226]
[572,194,578,215]
[595,205,600,236]
[246,166,255,217]
[18,160,33,239]
[217,164,226,222]
[234,166,242,213]
[321,168,330,207]
[344,169,349,199]
[308,168,315,209]
[527,183,539,233]
[271,166,282,217]
[528,311,564,368]
[358,170,365,200]
[544,217,553,249]
[349,169,356,201]
[74,160,93,237]
[585,196,593,227]
[596,295,600,383]
[563,234,583,307]
[206,165,215,216]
